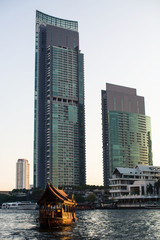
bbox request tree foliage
[28,188,44,202]
[74,193,85,203]
[87,193,97,203]
[154,179,160,195]
[147,183,153,195]
[0,194,26,206]
[0,188,44,206]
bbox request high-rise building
[34,11,85,189]
[102,83,152,186]
[16,159,30,189]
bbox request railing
[109,194,159,200]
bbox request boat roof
[37,183,76,206]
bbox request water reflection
[1,209,160,239]
[38,225,75,240]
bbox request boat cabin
[38,183,77,227]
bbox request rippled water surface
[1,209,160,239]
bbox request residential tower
[102,83,152,185]
[34,11,86,188]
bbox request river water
[0,209,160,239]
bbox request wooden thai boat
[37,183,77,228]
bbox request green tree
[147,183,153,195]
[0,194,11,206]
[154,179,160,195]
[87,193,97,203]
[74,193,85,203]
[28,188,44,202]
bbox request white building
[16,159,30,190]
[109,165,160,203]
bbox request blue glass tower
[34,11,86,188]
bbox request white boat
[2,201,37,210]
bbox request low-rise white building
[109,165,160,204]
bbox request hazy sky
[0,0,160,190]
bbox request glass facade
[109,111,152,177]
[34,11,85,188]
[36,11,78,31]
[102,83,153,186]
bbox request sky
[0,0,160,190]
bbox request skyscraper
[16,159,30,190]
[34,11,85,189]
[102,83,152,185]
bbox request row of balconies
[111,175,158,180]
[110,183,133,187]
[109,195,159,200]
[110,179,158,186]
[111,173,160,179]
[110,189,128,193]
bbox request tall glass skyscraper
[102,83,152,186]
[34,11,85,189]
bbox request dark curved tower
[34,11,86,188]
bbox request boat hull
[39,217,77,228]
